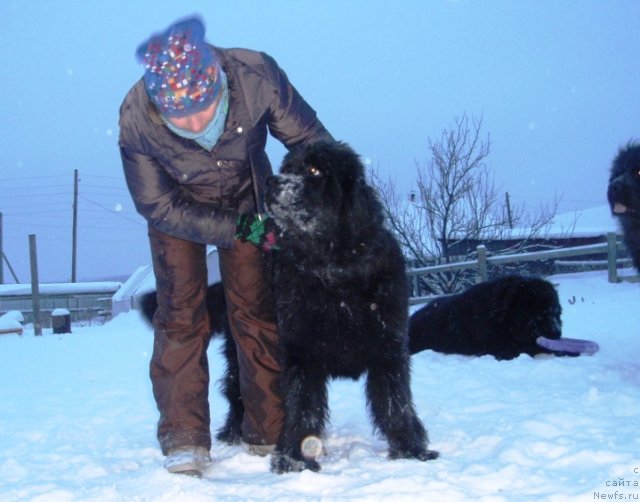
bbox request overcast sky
[1,0,638,283]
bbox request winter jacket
[119,47,332,249]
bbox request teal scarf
[164,70,229,151]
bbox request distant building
[444,205,623,275]
[0,281,122,324]
[111,247,221,318]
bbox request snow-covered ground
[1,269,639,501]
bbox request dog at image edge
[264,141,438,473]
[607,142,640,272]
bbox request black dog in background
[607,142,640,272]
[408,275,564,360]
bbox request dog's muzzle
[607,179,633,214]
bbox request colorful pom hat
[135,16,223,117]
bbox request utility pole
[2,253,20,284]
[71,169,78,283]
[505,192,513,229]
[0,214,20,283]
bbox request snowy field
[0,269,639,501]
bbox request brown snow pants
[148,226,283,455]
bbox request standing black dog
[138,141,438,474]
[607,142,640,272]
[408,275,564,360]
[265,141,438,473]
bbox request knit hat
[135,16,223,118]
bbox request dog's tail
[136,282,229,337]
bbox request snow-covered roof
[0,310,24,333]
[111,265,155,304]
[0,282,121,297]
[507,204,620,240]
[547,204,619,237]
[111,247,222,317]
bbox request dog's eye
[308,166,322,177]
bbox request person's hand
[235,214,279,252]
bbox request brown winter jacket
[119,47,332,249]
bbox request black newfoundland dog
[140,141,438,474]
[607,142,640,272]
[409,275,570,360]
[264,141,437,472]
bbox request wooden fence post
[607,232,618,283]
[477,245,488,283]
[29,234,42,336]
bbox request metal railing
[407,232,630,304]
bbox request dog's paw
[389,445,439,462]
[270,452,321,474]
[417,449,440,461]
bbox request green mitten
[235,214,279,251]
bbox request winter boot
[164,446,212,476]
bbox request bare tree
[371,114,560,295]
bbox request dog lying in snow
[408,275,597,360]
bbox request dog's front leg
[270,365,328,473]
[366,356,439,462]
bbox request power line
[79,191,132,198]
[78,194,145,225]
[0,184,73,191]
[1,209,70,216]
[80,185,129,191]
[1,202,73,209]
[1,192,72,199]
[82,174,126,180]
[0,174,71,182]
[2,206,141,219]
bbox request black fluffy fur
[264,141,438,473]
[408,275,563,360]
[138,142,439,473]
[607,142,640,272]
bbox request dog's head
[510,278,563,343]
[266,141,383,245]
[607,142,640,218]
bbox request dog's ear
[321,142,381,235]
[612,141,640,179]
[343,179,385,237]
